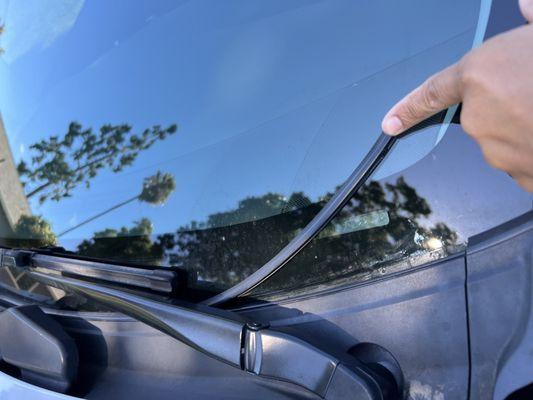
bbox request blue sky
[2,0,526,248]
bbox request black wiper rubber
[0,248,185,294]
[204,106,461,305]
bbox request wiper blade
[204,105,462,305]
[0,248,188,295]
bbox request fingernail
[382,115,404,136]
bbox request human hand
[381,0,533,192]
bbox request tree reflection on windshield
[77,218,167,265]
[163,177,459,293]
[17,121,177,204]
[6,215,56,249]
[58,171,176,238]
[68,175,459,295]
[250,178,460,297]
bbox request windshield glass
[0,0,484,294]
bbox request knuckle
[422,78,442,110]
[402,101,423,125]
[458,54,477,87]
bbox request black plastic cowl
[0,305,79,393]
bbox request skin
[381,0,533,192]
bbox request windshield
[0,0,484,295]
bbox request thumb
[520,0,533,22]
[381,63,463,136]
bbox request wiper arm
[0,248,188,295]
[26,270,403,399]
[30,270,245,366]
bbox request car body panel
[467,212,533,399]
[237,255,469,399]
[0,371,75,400]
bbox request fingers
[519,0,533,22]
[381,62,463,135]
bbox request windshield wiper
[204,105,462,305]
[0,247,189,295]
[24,269,403,399]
